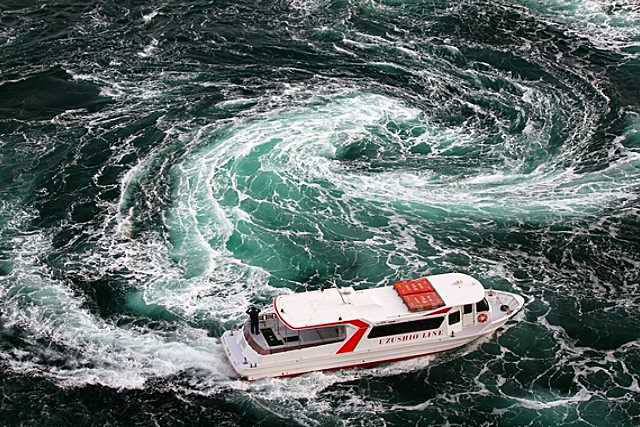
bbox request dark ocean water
[1,0,639,425]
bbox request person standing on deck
[246,306,260,335]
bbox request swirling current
[1,0,639,425]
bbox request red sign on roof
[401,292,445,312]
[393,278,434,296]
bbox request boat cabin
[243,273,492,355]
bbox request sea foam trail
[0,209,235,389]
[181,91,638,223]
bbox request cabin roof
[273,273,486,329]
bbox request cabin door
[448,308,462,335]
[462,303,474,327]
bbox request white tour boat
[222,273,524,380]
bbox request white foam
[511,388,592,409]
[169,88,639,239]
[138,38,159,58]
[518,0,640,53]
[143,10,158,23]
[333,43,358,57]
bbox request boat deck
[243,316,346,355]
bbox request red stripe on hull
[426,306,451,316]
[336,320,369,354]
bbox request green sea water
[1,0,639,425]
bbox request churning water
[1,0,639,425]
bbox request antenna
[332,279,348,304]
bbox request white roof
[273,273,486,328]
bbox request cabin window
[448,311,460,325]
[246,320,347,355]
[476,298,489,312]
[300,326,346,344]
[274,325,346,347]
[367,317,444,339]
[463,304,473,314]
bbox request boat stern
[221,328,258,379]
